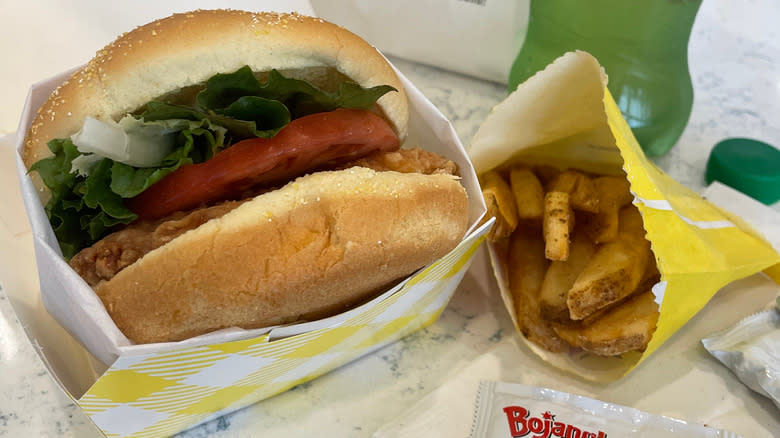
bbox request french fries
[584,176,634,243]
[539,231,596,322]
[553,290,659,356]
[481,170,518,241]
[548,170,600,213]
[510,168,545,220]
[508,228,567,352]
[483,163,660,356]
[567,205,652,320]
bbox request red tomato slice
[127,108,400,220]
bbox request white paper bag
[310,0,529,84]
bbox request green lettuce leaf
[197,67,397,118]
[30,123,226,259]
[142,100,289,140]
[29,139,136,259]
[110,124,223,198]
[29,137,80,205]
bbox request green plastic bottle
[508,0,702,157]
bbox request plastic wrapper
[371,337,776,438]
[470,381,739,437]
[702,304,780,411]
[468,51,780,380]
[698,180,780,410]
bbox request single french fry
[566,205,651,320]
[554,290,659,356]
[508,229,567,352]
[539,232,597,323]
[510,167,545,220]
[481,170,518,241]
[578,254,661,326]
[569,174,599,213]
[585,175,634,243]
[543,191,572,261]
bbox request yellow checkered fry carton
[469,51,780,381]
[14,63,489,437]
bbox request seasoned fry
[481,170,518,241]
[570,176,599,213]
[508,229,567,352]
[509,167,545,220]
[548,170,599,213]
[567,205,651,320]
[539,231,597,323]
[543,191,573,261]
[579,256,661,326]
[585,176,634,243]
[553,290,659,356]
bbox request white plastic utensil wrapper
[698,182,780,411]
[702,305,780,411]
[469,382,739,438]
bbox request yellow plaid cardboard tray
[13,64,489,437]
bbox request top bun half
[23,9,408,168]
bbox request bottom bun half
[96,167,469,344]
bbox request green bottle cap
[705,138,780,205]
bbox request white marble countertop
[1,0,779,437]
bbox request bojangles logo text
[503,406,607,438]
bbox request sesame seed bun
[22,9,408,171]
